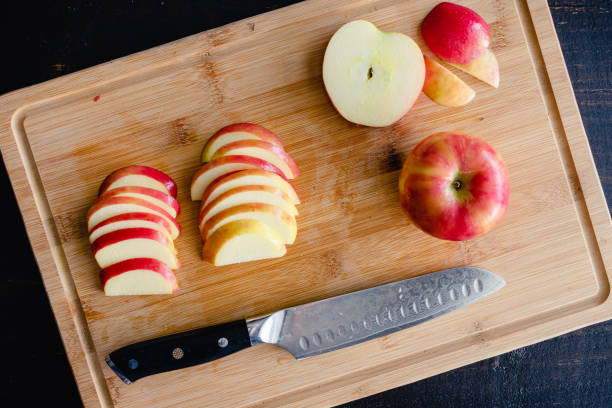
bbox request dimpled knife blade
[248,267,505,359]
[106,267,504,384]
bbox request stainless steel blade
[247,267,504,359]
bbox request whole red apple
[399,132,509,241]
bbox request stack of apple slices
[87,165,181,296]
[190,123,300,266]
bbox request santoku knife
[106,266,504,384]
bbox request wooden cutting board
[1,0,610,406]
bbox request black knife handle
[106,319,250,384]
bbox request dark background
[1,1,610,406]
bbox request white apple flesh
[323,20,425,127]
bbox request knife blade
[106,266,504,384]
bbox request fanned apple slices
[192,123,301,266]
[87,165,181,295]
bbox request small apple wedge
[99,186,180,218]
[202,219,286,266]
[190,155,284,201]
[422,2,490,64]
[201,123,284,163]
[201,203,297,244]
[87,196,180,239]
[203,169,300,206]
[92,228,179,269]
[100,258,178,296]
[211,140,299,179]
[99,165,177,197]
[323,20,425,127]
[88,212,174,244]
[423,56,475,107]
[449,48,500,88]
[199,185,298,227]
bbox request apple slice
[87,196,180,239]
[211,140,299,179]
[201,123,284,162]
[190,155,284,201]
[202,219,286,266]
[99,165,177,197]
[201,203,297,245]
[449,48,499,88]
[423,56,475,107]
[99,186,180,218]
[422,2,490,64]
[89,212,174,244]
[199,185,298,227]
[92,228,179,269]
[203,169,300,206]
[100,258,178,296]
[322,20,425,127]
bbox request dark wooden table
[2,1,610,406]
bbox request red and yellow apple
[100,258,178,296]
[201,123,284,163]
[399,132,509,241]
[202,219,286,266]
[91,227,179,269]
[423,56,475,107]
[98,165,177,197]
[422,2,490,64]
[99,186,180,218]
[450,48,500,88]
[190,155,284,200]
[211,140,299,179]
[322,20,425,127]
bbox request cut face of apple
[190,155,284,201]
[201,203,297,244]
[202,219,286,266]
[449,48,499,88]
[201,123,284,163]
[199,185,298,227]
[423,56,475,107]
[211,140,299,179]
[422,2,490,64]
[99,186,180,218]
[100,258,178,296]
[92,228,179,269]
[87,196,180,239]
[88,212,174,244]
[98,165,177,197]
[203,169,300,206]
[322,20,425,127]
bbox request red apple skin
[100,258,178,292]
[91,227,172,253]
[399,132,509,241]
[98,165,177,197]
[422,2,490,64]
[99,186,180,217]
[88,212,174,239]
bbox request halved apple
[91,228,179,269]
[89,212,174,244]
[201,123,284,162]
[87,196,180,239]
[423,56,475,107]
[202,169,300,207]
[449,48,499,88]
[190,155,284,201]
[99,186,180,218]
[100,258,178,296]
[201,203,297,244]
[202,219,286,266]
[211,140,299,179]
[98,165,177,197]
[199,185,298,227]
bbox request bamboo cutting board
[1,0,610,406]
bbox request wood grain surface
[1,0,610,407]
